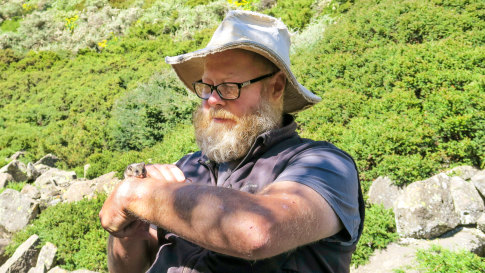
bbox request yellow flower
[22,3,35,12]
[98,40,108,49]
[64,15,79,33]
[227,0,252,10]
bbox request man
[100,10,364,273]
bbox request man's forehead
[204,49,257,66]
[202,50,266,79]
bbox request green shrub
[136,0,228,41]
[108,0,137,9]
[0,2,23,20]
[0,23,213,166]
[0,6,141,53]
[5,195,108,272]
[87,123,198,179]
[0,17,21,32]
[185,0,219,8]
[264,0,316,30]
[110,71,198,151]
[413,245,485,273]
[294,0,485,187]
[0,181,27,194]
[351,204,399,266]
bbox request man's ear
[270,71,286,101]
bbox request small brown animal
[124,162,147,178]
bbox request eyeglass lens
[194,83,240,100]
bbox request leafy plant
[0,17,21,32]
[0,181,27,194]
[293,0,485,188]
[64,14,78,33]
[351,204,399,266]
[264,0,316,30]
[109,71,197,151]
[86,123,197,179]
[414,245,485,273]
[5,195,109,272]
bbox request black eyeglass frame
[192,71,278,100]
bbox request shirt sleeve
[274,144,361,244]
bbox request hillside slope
[0,0,484,271]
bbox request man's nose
[206,89,226,107]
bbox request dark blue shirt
[148,115,364,273]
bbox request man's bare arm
[107,223,158,273]
[100,164,342,260]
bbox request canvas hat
[165,10,321,113]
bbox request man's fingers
[146,164,185,183]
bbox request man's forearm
[107,235,153,273]
[124,180,339,260]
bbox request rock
[83,164,90,179]
[46,267,69,273]
[0,226,8,241]
[394,173,460,239]
[71,270,99,273]
[27,163,41,182]
[33,164,53,176]
[445,165,479,180]
[0,238,11,266]
[21,184,41,200]
[35,242,57,271]
[0,160,28,182]
[367,176,402,210]
[37,182,60,197]
[47,198,62,207]
[350,227,485,273]
[34,168,77,189]
[0,173,14,189]
[38,184,62,209]
[27,266,45,273]
[91,171,120,195]
[63,181,94,203]
[350,240,420,273]
[449,176,484,225]
[0,189,39,234]
[34,154,59,168]
[9,151,26,161]
[478,214,485,233]
[471,170,485,198]
[434,227,485,256]
[0,234,40,273]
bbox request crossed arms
[99,164,342,272]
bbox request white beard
[193,97,282,163]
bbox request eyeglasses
[192,72,277,100]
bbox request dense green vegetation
[0,181,27,194]
[413,245,485,273]
[1,0,483,271]
[5,195,108,272]
[352,204,399,266]
[293,0,484,188]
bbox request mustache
[209,108,239,121]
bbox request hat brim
[165,41,321,113]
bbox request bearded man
[100,10,364,273]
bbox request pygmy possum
[124,162,147,179]
[124,162,193,183]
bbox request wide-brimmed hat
[165,10,321,113]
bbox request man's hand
[145,164,186,182]
[100,164,187,273]
[99,177,146,238]
[99,164,186,238]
